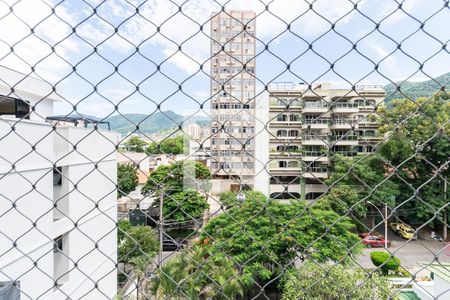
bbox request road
[357,231,450,271]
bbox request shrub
[370,251,401,275]
[281,262,400,300]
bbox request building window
[53,235,63,253]
[278,161,287,168]
[53,167,62,185]
[288,130,299,137]
[277,130,287,137]
[0,97,30,119]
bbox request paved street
[357,233,450,270]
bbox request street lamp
[237,192,246,203]
[367,201,389,249]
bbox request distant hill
[106,111,210,135]
[383,72,449,102]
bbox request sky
[0,0,448,119]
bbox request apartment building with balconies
[210,11,257,193]
[268,82,385,200]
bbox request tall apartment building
[210,11,257,193]
[267,82,385,200]
[0,67,118,299]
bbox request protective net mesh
[0,0,449,299]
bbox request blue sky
[0,0,448,118]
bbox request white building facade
[210,11,257,193]
[267,82,385,200]
[0,69,118,299]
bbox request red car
[362,235,391,248]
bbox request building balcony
[303,167,329,178]
[301,151,329,162]
[269,150,302,157]
[301,135,328,146]
[331,103,359,113]
[359,135,382,143]
[302,119,330,129]
[269,100,302,110]
[330,135,359,146]
[330,119,354,129]
[302,105,329,113]
[270,120,302,126]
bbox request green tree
[150,245,244,299]
[327,154,399,208]
[117,219,132,244]
[281,262,400,300]
[162,190,209,222]
[370,251,401,275]
[118,225,159,263]
[377,94,450,224]
[146,135,186,155]
[124,136,148,152]
[142,160,211,196]
[319,185,366,220]
[218,190,266,209]
[129,256,152,300]
[201,192,362,285]
[117,163,139,198]
[141,161,211,223]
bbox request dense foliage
[218,190,266,209]
[378,93,449,224]
[142,160,211,195]
[146,135,186,155]
[117,219,132,244]
[118,225,159,263]
[142,161,211,223]
[281,262,399,300]
[162,190,209,222]
[150,245,244,299]
[370,251,401,275]
[117,163,139,198]
[200,192,362,284]
[123,136,148,152]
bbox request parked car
[359,232,382,239]
[362,235,391,248]
[389,222,416,239]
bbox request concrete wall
[0,117,118,299]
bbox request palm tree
[129,256,152,300]
[150,245,244,299]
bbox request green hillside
[107,111,210,135]
[383,72,449,102]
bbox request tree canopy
[118,225,159,263]
[200,192,362,284]
[150,245,244,299]
[146,135,186,155]
[377,93,449,224]
[123,136,147,152]
[281,262,399,300]
[117,163,139,198]
[142,160,211,196]
[142,161,211,223]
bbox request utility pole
[384,203,388,249]
[159,189,164,263]
[444,179,447,241]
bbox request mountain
[106,111,210,135]
[383,72,450,102]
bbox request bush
[281,262,400,300]
[370,251,401,275]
